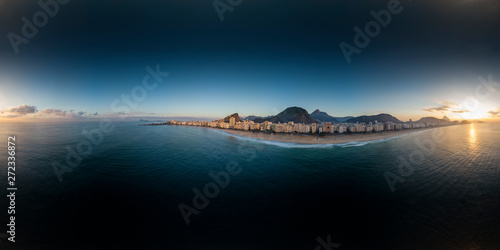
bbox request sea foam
[211,129,434,149]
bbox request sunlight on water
[469,123,477,149]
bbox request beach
[215,127,435,144]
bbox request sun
[465,111,487,119]
[458,106,490,120]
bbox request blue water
[0,121,499,249]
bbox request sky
[0,0,499,122]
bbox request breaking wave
[211,128,435,149]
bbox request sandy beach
[214,127,435,144]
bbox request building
[311,123,317,134]
[325,122,332,133]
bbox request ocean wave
[211,129,434,149]
[210,130,329,148]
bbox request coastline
[212,127,435,144]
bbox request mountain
[218,113,241,123]
[244,115,272,121]
[222,110,455,125]
[416,117,440,124]
[255,107,316,124]
[333,116,354,122]
[310,109,339,123]
[346,114,401,124]
[416,116,452,125]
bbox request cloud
[424,100,468,113]
[39,109,93,118]
[39,108,70,117]
[0,105,98,119]
[423,105,451,112]
[0,114,20,118]
[113,111,155,116]
[6,104,38,116]
[488,109,500,117]
[440,100,458,106]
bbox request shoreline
[210,127,436,144]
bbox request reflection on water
[469,124,477,149]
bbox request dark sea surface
[0,121,499,249]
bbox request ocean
[0,121,499,249]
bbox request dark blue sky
[1,0,499,121]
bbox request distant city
[143,107,465,135]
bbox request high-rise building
[325,122,332,133]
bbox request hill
[346,114,401,124]
[333,116,354,122]
[416,116,452,125]
[310,109,339,123]
[217,113,241,123]
[244,115,272,121]
[255,107,316,124]
[416,117,440,124]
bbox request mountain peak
[310,109,339,123]
[219,113,240,123]
[255,107,316,124]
